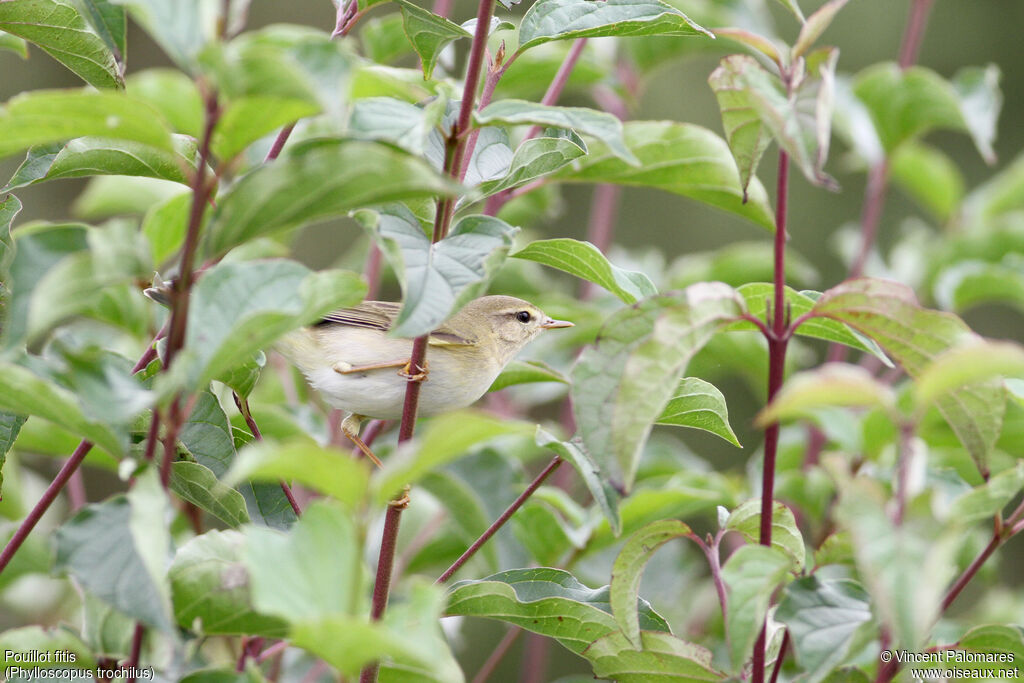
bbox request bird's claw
[398,359,429,382]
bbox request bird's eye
[515,311,532,323]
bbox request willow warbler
[278,295,572,461]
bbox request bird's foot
[341,414,384,468]
[388,485,411,509]
[398,359,429,382]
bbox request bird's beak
[540,318,574,329]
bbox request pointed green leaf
[757,363,895,426]
[226,440,370,508]
[722,545,792,671]
[365,206,518,338]
[708,56,773,201]
[373,411,532,503]
[0,412,28,496]
[517,0,711,54]
[476,99,639,166]
[445,567,668,653]
[775,576,873,683]
[244,501,362,622]
[208,139,460,257]
[947,462,1024,524]
[610,520,691,647]
[489,359,568,392]
[536,427,622,536]
[4,134,197,191]
[479,134,588,196]
[393,0,470,79]
[553,121,776,231]
[951,64,1001,165]
[586,630,725,682]
[109,0,221,69]
[792,0,848,58]
[0,90,174,161]
[712,28,783,66]
[169,461,250,528]
[571,283,744,492]
[126,68,203,137]
[772,0,804,22]
[889,141,964,221]
[915,339,1024,409]
[0,30,29,58]
[511,238,656,303]
[54,471,174,631]
[656,377,741,446]
[348,96,442,156]
[169,529,288,636]
[811,278,1006,473]
[141,191,191,266]
[726,499,805,571]
[0,0,125,88]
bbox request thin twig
[471,627,522,683]
[437,456,563,583]
[769,630,790,683]
[898,0,936,70]
[263,123,296,163]
[123,622,145,682]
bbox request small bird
[278,295,573,465]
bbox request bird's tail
[274,328,325,376]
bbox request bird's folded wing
[317,301,477,346]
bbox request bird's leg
[341,413,383,468]
[333,359,409,374]
[398,359,429,382]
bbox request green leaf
[553,121,775,231]
[0,90,175,161]
[445,567,668,654]
[393,0,470,79]
[244,500,362,622]
[477,99,638,166]
[963,150,1024,221]
[208,139,460,257]
[479,134,588,196]
[946,462,1024,524]
[0,412,28,496]
[571,283,744,492]
[536,427,622,536]
[610,520,691,647]
[585,630,724,682]
[176,260,367,392]
[365,206,517,338]
[516,0,711,54]
[853,63,1001,163]
[775,575,873,683]
[0,0,125,88]
[511,501,582,567]
[73,175,185,218]
[226,440,370,508]
[914,340,1024,409]
[721,545,792,672]
[726,499,806,571]
[489,359,568,392]
[169,461,250,528]
[0,361,124,456]
[707,57,773,201]
[74,0,126,66]
[126,68,203,137]
[734,283,891,364]
[4,134,197,191]
[169,529,289,637]
[712,28,783,67]
[889,141,965,221]
[834,477,959,650]
[933,259,1024,314]
[54,471,173,631]
[656,377,741,446]
[361,14,412,65]
[0,626,97,671]
[792,0,847,58]
[0,30,29,58]
[109,0,219,69]
[348,96,444,156]
[141,191,191,266]
[956,625,1024,677]
[373,411,532,503]
[710,51,839,191]
[512,238,656,304]
[811,278,1006,474]
[757,363,895,426]
[772,0,804,22]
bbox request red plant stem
[124,622,145,681]
[257,640,289,663]
[432,0,453,18]
[898,0,935,70]
[263,123,296,163]
[941,532,1002,613]
[361,4,496,681]
[471,627,522,683]
[769,630,790,683]
[893,422,913,525]
[0,440,93,575]
[849,160,889,280]
[520,633,550,683]
[752,149,791,683]
[234,393,301,515]
[67,468,87,512]
[437,456,563,583]
[524,38,588,143]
